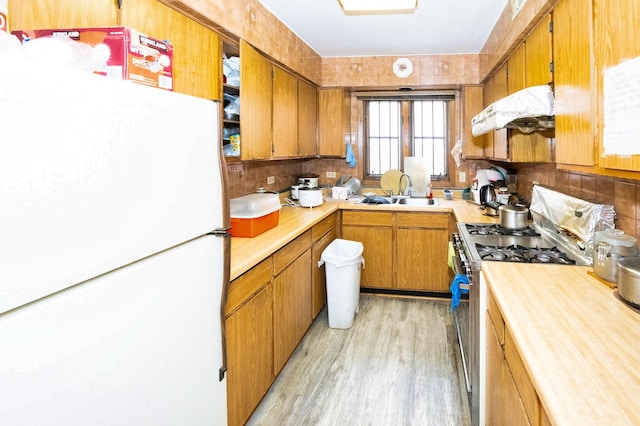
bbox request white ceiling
[257,0,508,57]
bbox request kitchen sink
[356,196,439,207]
[396,197,439,206]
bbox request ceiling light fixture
[338,0,418,14]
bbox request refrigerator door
[0,235,227,425]
[0,55,224,314]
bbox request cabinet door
[120,0,220,100]
[554,0,595,166]
[493,64,509,160]
[486,312,505,426]
[9,0,118,29]
[312,228,336,318]
[594,0,640,171]
[273,250,312,374]
[226,283,274,426]
[298,79,318,157]
[462,86,485,158]
[318,88,348,157]
[272,66,299,158]
[508,43,526,94]
[525,14,552,87]
[341,211,393,289]
[240,40,273,160]
[396,213,450,292]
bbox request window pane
[366,100,401,175]
[411,99,450,179]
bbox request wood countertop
[483,262,640,425]
[230,196,497,280]
[230,201,339,280]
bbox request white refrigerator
[0,50,229,424]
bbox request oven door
[452,253,471,395]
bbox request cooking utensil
[616,257,640,308]
[298,187,323,207]
[593,229,637,282]
[499,204,529,229]
[380,169,403,195]
[483,201,500,217]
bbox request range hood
[471,85,555,136]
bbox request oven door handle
[452,255,471,290]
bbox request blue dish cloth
[345,144,356,168]
[450,273,469,312]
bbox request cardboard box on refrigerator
[0,0,7,33]
[12,26,174,90]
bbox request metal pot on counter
[298,187,323,207]
[616,257,640,309]
[498,204,529,229]
[593,229,637,283]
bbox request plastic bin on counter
[230,193,281,237]
[319,239,364,329]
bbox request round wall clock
[393,57,413,78]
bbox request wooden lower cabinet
[311,214,338,318]
[396,212,450,291]
[486,289,550,426]
[341,210,451,292]
[273,231,313,374]
[225,260,274,426]
[341,211,393,288]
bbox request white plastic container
[229,193,281,237]
[319,239,364,329]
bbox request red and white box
[0,0,8,33]
[12,26,174,90]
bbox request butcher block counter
[483,262,640,425]
[230,196,495,280]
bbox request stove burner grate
[476,243,576,265]
[465,223,540,237]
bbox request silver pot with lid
[593,229,637,283]
[616,256,640,308]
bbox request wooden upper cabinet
[9,0,118,29]
[482,76,496,158]
[525,14,553,87]
[493,63,509,161]
[594,0,640,172]
[272,66,298,159]
[318,88,349,157]
[120,0,220,100]
[462,86,485,159]
[507,43,526,94]
[298,79,318,158]
[553,0,595,166]
[240,40,273,160]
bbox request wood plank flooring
[248,294,471,426]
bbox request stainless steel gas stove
[451,186,615,426]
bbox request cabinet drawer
[226,258,272,316]
[273,230,312,276]
[505,328,540,425]
[342,211,393,227]
[487,291,505,346]
[396,212,449,229]
[312,213,337,242]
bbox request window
[361,93,454,182]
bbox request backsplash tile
[511,164,640,239]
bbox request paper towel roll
[403,157,431,197]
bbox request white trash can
[318,239,364,329]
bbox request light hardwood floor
[248,294,471,426]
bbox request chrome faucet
[398,173,413,196]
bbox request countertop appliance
[0,51,228,424]
[451,185,614,426]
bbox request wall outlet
[459,172,466,183]
[326,171,336,178]
[267,176,275,185]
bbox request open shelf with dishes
[222,41,241,159]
